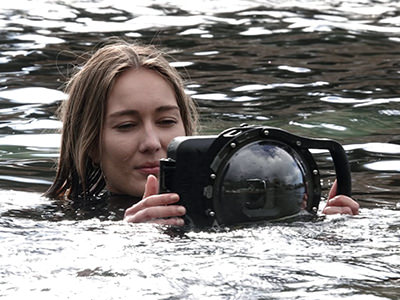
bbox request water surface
[0,0,399,299]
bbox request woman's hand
[322,180,359,215]
[124,174,186,225]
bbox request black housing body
[159,125,351,228]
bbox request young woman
[45,39,359,225]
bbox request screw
[230,142,237,149]
[206,209,216,217]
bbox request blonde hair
[45,40,198,199]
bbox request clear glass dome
[214,140,308,224]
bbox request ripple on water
[0,87,66,104]
[0,0,399,299]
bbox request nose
[138,124,162,153]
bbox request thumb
[328,179,338,200]
[142,174,159,199]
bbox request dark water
[0,1,399,299]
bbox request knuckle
[139,207,153,220]
[342,207,351,215]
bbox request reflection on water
[1,190,399,299]
[0,0,399,299]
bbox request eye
[158,118,178,126]
[116,122,137,130]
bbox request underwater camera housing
[159,125,351,228]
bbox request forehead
[106,67,178,115]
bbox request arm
[124,174,186,226]
[322,179,359,215]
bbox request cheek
[161,126,186,149]
[101,131,136,163]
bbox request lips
[136,162,160,175]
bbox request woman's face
[99,67,186,197]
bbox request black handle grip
[325,140,352,197]
[302,138,352,197]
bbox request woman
[45,39,359,225]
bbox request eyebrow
[107,105,180,118]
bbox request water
[0,0,399,299]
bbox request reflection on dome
[215,141,307,223]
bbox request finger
[328,179,338,199]
[324,195,359,215]
[125,193,180,216]
[124,205,186,223]
[322,205,353,215]
[329,195,360,214]
[143,174,159,199]
[151,217,185,226]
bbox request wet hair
[45,39,198,200]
